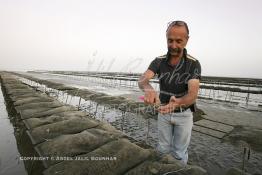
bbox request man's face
[166,26,189,57]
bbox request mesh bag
[43,138,152,175]
[23,111,88,129]
[27,117,99,144]
[35,128,125,167]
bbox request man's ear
[184,36,189,45]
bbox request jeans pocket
[182,110,193,118]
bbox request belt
[173,107,189,113]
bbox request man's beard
[168,48,182,56]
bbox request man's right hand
[144,89,158,104]
[138,69,159,105]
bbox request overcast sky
[0,0,261,78]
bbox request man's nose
[169,43,178,49]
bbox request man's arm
[138,69,159,104]
[172,79,200,106]
[158,79,200,114]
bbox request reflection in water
[0,84,27,175]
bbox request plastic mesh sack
[23,111,87,129]
[35,128,125,167]
[27,117,99,144]
[43,138,152,175]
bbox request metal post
[78,97,82,110]
[94,103,99,117]
[146,119,150,143]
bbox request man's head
[166,21,189,57]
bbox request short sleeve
[189,60,201,80]
[148,58,161,74]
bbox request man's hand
[138,69,160,105]
[169,96,178,103]
[158,96,179,114]
[144,89,159,105]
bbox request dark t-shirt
[148,49,201,110]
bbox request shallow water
[0,84,27,175]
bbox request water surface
[0,84,27,175]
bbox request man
[138,20,201,165]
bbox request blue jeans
[157,109,193,165]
